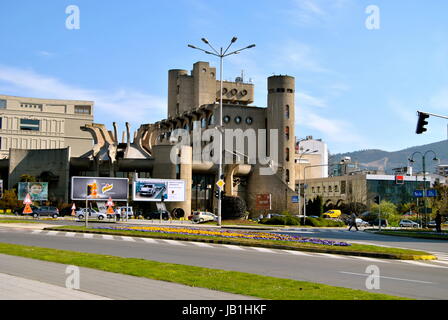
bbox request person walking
[348,213,359,231]
[435,213,442,233]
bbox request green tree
[0,189,21,209]
[370,200,400,225]
[19,174,36,182]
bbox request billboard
[18,182,48,201]
[133,179,185,202]
[71,177,129,201]
[255,194,271,210]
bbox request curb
[366,229,448,241]
[44,227,436,261]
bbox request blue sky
[0,0,447,154]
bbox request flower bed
[96,226,351,246]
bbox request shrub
[260,215,301,226]
[305,217,345,227]
[222,196,247,220]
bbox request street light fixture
[296,149,318,217]
[188,37,255,226]
[408,150,438,228]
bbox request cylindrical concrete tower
[168,69,188,118]
[267,75,296,189]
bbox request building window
[245,117,253,125]
[329,186,332,192]
[317,186,320,193]
[285,169,290,183]
[208,114,215,125]
[222,88,228,95]
[0,117,2,129]
[230,89,238,96]
[341,181,346,194]
[285,105,290,119]
[241,90,248,96]
[20,119,40,131]
[312,187,315,193]
[285,148,290,162]
[323,186,326,193]
[287,89,294,93]
[0,100,5,109]
[75,105,91,115]
[285,126,290,140]
[223,115,231,123]
[276,88,285,93]
[201,118,207,128]
[235,116,242,124]
[334,185,338,192]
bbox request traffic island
[366,228,448,240]
[46,225,436,260]
[0,242,409,300]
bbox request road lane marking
[64,232,76,237]
[32,230,43,234]
[46,231,59,236]
[102,235,114,240]
[121,236,135,242]
[221,244,245,251]
[140,238,158,244]
[83,234,94,239]
[349,256,391,264]
[282,250,310,256]
[190,242,214,248]
[400,261,448,269]
[431,260,448,265]
[339,272,434,284]
[251,247,277,253]
[313,253,348,259]
[160,239,186,246]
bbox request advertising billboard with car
[133,179,185,202]
[71,177,129,201]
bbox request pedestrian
[435,213,442,233]
[348,213,359,231]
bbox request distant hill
[330,140,448,174]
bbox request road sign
[413,190,424,198]
[426,189,437,197]
[256,194,271,210]
[23,193,32,205]
[395,175,404,184]
[216,179,225,190]
[106,197,114,207]
[291,195,299,203]
[71,203,76,216]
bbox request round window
[222,88,228,95]
[230,89,238,96]
[235,116,242,124]
[245,117,253,125]
[223,115,231,123]
[241,90,248,96]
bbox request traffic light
[373,196,380,204]
[214,190,226,199]
[416,112,429,134]
[215,190,220,199]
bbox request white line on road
[339,272,434,284]
[313,253,348,259]
[400,261,448,269]
[190,242,214,248]
[221,244,246,251]
[32,230,43,234]
[251,247,277,253]
[282,250,310,256]
[431,260,448,265]
[140,238,158,244]
[46,231,59,236]
[160,239,186,246]
[83,234,94,239]
[349,256,391,264]
[64,232,76,237]
[102,235,114,240]
[121,236,136,242]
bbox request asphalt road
[0,227,447,300]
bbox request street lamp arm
[188,45,219,57]
[224,45,256,57]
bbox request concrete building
[0,95,94,158]
[0,61,327,217]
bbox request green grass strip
[375,230,448,240]
[0,242,407,300]
[0,220,39,224]
[47,225,434,260]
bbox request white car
[192,211,217,223]
[355,218,369,227]
[399,219,419,228]
[76,208,107,221]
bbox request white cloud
[0,65,166,129]
[287,0,353,26]
[297,92,327,108]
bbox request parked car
[399,219,419,228]
[427,220,437,228]
[370,219,389,227]
[355,218,369,227]
[76,208,107,220]
[322,210,342,219]
[192,211,217,223]
[59,207,74,217]
[32,206,59,219]
[114,206,134,219]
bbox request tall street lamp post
[296,149,318,216]
[188,37,255,226]
[408,150,439,228]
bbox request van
[322,210,342,218]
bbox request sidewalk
[0,254,257,300]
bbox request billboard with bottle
[71,177,129,201]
